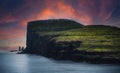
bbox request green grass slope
[37,25,120,52]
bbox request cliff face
[24,19,83,56]
[23,19,120,64]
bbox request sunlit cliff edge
[22,19,120,64]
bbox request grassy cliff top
[27,19,120,52]
[36,25,120,52]
[28,19,83,31]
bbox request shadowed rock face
[23,19,83,56]
[23,19,120,64]
[47,40,82,57]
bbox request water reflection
[0,53,120,73]
[11,54,29,73]
[0,53,29,73]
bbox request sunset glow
[0,0,120,50]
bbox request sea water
[0,52,120,73]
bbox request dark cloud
[0,22,19,30]
[0,0,26,17]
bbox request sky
[0,0,120,50]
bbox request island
[22,19,120,64]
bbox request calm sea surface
[0,52,120,73]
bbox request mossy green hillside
[36,25,120,52]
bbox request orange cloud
[15,0,96,27]
[0,15,17,24]
[0,27,25,40]
[31,0,93,25]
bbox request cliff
[23,19,83,56]
[23,19,120,64]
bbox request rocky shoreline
[21,50,120,64]
[46,50,120,64]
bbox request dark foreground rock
[52,50,120,64]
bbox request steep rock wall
[24,19,83,56]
